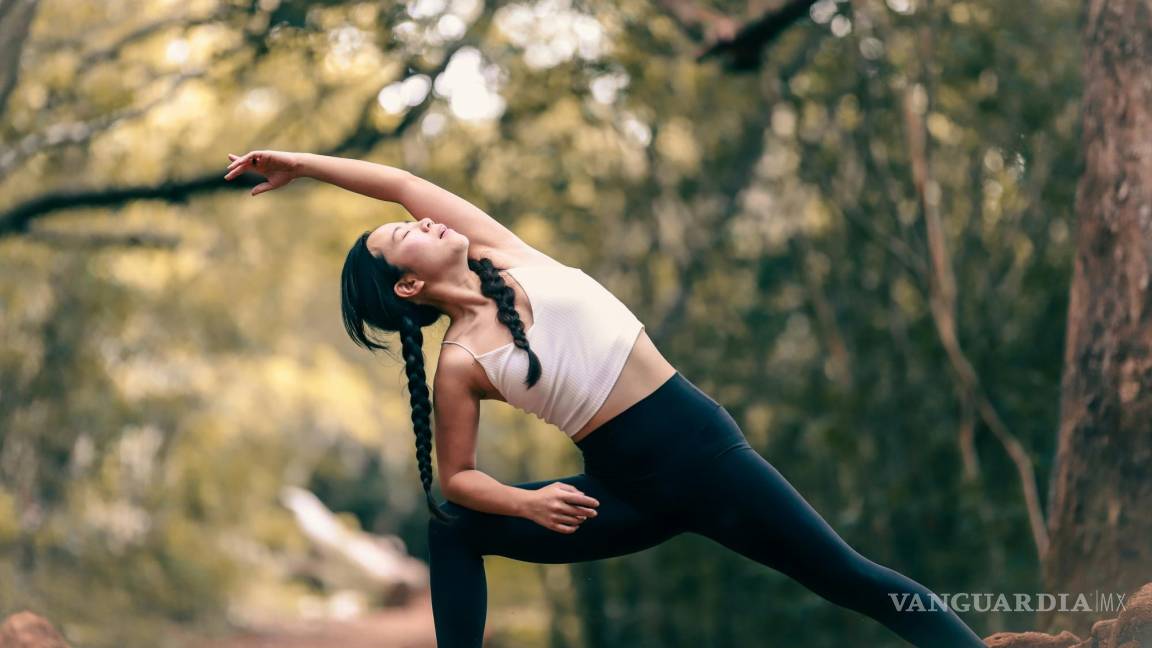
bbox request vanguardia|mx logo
[889,591,1129,614]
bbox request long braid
[468,257,542,388]
[398,314,456,525]
[341,229,545,526]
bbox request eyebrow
[391,224,399,242]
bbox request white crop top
[440,263,645,436]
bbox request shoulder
[434,347,477,407]
[437,339,507,403]
[436,343,498,401]
[468,240,570,271]
[435,345,479,391]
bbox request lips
[439,225,449,238]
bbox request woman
[224,150,987,647]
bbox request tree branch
[24,227,182,249]
[649,33,819,343]
[902,23,1049,560]
[30,9,241,79]
[1,59,241,179]
[656,0,819,71]
[0,0,40,116]
[0,9,494,238]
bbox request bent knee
[435,499,471,520]
[805,551,894,602]
[834,552,889,587]
[428,501,479,545]
[833,554,928,611]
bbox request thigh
[684,445,869,578]
[439,473,685,564]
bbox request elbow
[440,470,465,504]
[392,169,421,204]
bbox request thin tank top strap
[440,340,479,360]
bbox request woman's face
[366,217,468,284]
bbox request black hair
[339,229,541,524]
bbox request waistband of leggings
[574,371,740,480]
[576,372,700,449]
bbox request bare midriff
[568,329,678,444]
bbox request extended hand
[224,150,302,196]
[520,482,600,534]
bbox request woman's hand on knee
[519,482,599,534]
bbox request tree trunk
[1042,0,1152,636]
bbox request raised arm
[225,150,542,260]
[296,153,530,256]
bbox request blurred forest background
[2,0,1144,646]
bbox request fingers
[224,157,253,180]
[551,504,597,531]
[560,491,600,509]
[226,152,254,172]
[557,504,597,521]
[225,151,278,185]
[548,500,597,525]
[536,483,600,533]
[225,151,264,177]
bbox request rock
[279,486,429,603]
[1087,618,1117,648]
[1109,583,1152,648]
[0,612,70,648]
[984,582,1152,648]
[984,630,1082,647]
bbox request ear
[394,272,425,299]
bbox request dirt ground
[194,596,437,648]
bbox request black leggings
[428,372,985,647]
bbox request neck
[414,264,491,327]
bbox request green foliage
[0,0,1082,645]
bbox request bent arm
[443,469,534,517]
[433,350,531,516]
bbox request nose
[419,217,434,232]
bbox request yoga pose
[225,150,987,647]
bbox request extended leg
[684,444,986,648]
[428,472,683,648]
